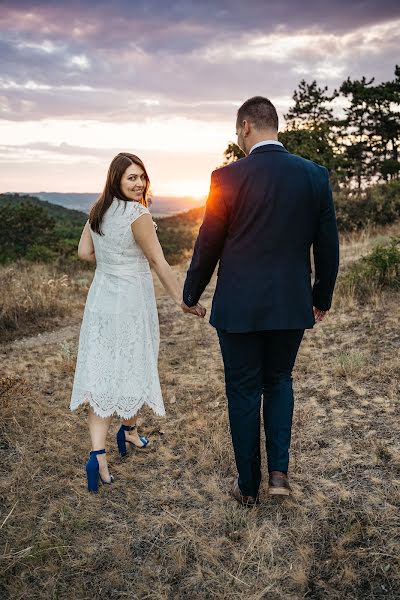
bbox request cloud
[0,140,222,195]
[2,1,400,37]
[0,1,399,193]
[0,117,232,154]
[0,1,399,124]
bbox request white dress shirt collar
[249,139,284,154]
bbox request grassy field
[0,225,399,599]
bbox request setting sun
[158,179,209,200]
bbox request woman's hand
[313,306,328,323]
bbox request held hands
[181,301,207,318]
[313,306,328,323]
[181,303,323,322]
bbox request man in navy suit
[182,96,339,506]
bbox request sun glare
[159,180,209,200]
[191,188,208,200]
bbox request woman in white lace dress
[70,153,205,492]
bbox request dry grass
[339,221,400,268]
[0,261,91,343]
[0,227,399,599]
[334,225,400,309]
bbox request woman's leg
[88,407,113,482]
[121,415,147,447]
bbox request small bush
[336,351,367,376]
[335,181,400,232]
[25,244,59,263]
[339,237,400,302]
[363,237,400,287]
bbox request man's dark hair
[237,96,279,131]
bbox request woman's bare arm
[131,214,183,305]
[132,214,205,318]
[78,221,96,263]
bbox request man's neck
[250,133,278,145]
[247,137,281,155]
[246,132,278,154]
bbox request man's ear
[243,120,251,137]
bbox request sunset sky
[1,1,399,197]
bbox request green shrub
[25,244,59,263]
[335,181,400,232]
[0,202,57,263]
[340,237,400,301]
[362,237,400,287]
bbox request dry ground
[0,229,399,600]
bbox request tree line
[224,65,400,190]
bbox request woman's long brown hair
[89,153,150,235]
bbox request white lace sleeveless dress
[69,198,165,419]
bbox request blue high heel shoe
[116,424,149,457]
[85,449,114,493]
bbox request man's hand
[313,306,328,323]
[181,302,206,318]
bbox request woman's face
[120,163,147,201]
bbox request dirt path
[5,323,80,351]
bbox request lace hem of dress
[70,389,166,419]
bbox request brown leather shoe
[231,477,259,507]
[268,471,292,496]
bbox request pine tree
[280,80,340,183]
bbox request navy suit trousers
[217,328,304,497]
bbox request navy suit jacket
[183,144,340,332]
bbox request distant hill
[0,193,87,226]
[155,206,205,264]
[34,192,98,214]
[0,193,205,265]
[29,192,205,216]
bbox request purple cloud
[0,0,398,123]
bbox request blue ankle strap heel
[116,424,149,457]
[85,448,114,493]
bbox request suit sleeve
[312,168,340,311]
[183,170,228,306]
